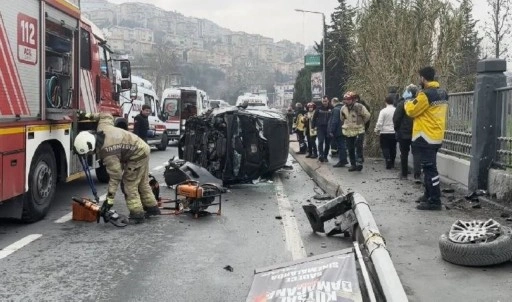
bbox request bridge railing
[496,87,512,168]
[440,91,473,159]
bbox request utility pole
[294,9,326,96]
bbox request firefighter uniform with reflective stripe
[96,113,157,215]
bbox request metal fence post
[468,59,507,191]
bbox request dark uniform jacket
[393,100,413,140]
[328,103,343,137]
[133,114,149,142]
[312,105,332,128]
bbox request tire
[439,226,512,267]
[21,144,57,222]
[157,133,168,151]
[96,162,109,183]
[178,135,185,159]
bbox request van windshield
[163,98,179,117]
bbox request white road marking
[55,193,107,223]
[0,234,42,260]
[274,175,307,260]
[54,212,72,223]
[152,165,164,171]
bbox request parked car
[178,106,289,184]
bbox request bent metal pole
[352,193,409,302]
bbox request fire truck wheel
[95,162,110,183]
[157,133,168,151]
[22,144,57,222]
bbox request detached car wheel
[439,220,512,267]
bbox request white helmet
[74,131,96,155]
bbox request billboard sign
[247,249,363,302]
[311,72,323,101]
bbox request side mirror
[120,60,131,79]
[130,83,138,100]
[120,60,132,90]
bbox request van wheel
[157,133,168,151]
[22,144,57,222]
[96,161,110,183]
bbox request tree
[292,67,321,105]
[343,0,467,155]
[324,0,355,98]
[455,0,482,90]
[484,0,512,58]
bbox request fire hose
[45,76,62,108]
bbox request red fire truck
[0,0,132,222]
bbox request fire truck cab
[0,0,131,222]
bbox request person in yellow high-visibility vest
[292,102,308,154]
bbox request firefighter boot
[144,205,161,217]
[129,212,146,224]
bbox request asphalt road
[0,146,352,301]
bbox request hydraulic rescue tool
[72,155,129,227]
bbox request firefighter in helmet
[73,113,161,223]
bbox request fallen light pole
[302,192,408,301]
[352,193,408,302]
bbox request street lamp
[295,8,326,97]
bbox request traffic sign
[304,54,321,67]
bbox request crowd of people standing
[291,66,448,211]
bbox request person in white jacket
[375,96,397,169]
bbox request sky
[109,0,492,46]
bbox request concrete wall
[437,153,470,187]
[408,153,469,186]
[408,153,512,204]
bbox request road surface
[0,145,351,301]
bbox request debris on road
[442,188,455,193]
[312,193,333,201]
[439,219,512,267]
[223,265,234,272]
[302,193,355,234]
[465,189,488,201]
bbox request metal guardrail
[441,91,473,159]
[496,87,512,168]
